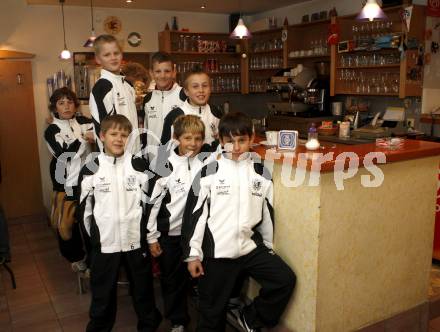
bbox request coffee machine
[267,65,329,117]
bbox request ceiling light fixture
[59,0,71,60]
[356,0,388,22]
[201,4,206,9]
[230,18,252,39]
[230,0,252,39]
[126,0,133,3]
[83,0,96,47]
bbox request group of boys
[45,34,296,332]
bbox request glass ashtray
[375,137,404,149]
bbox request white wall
[0,0,229,212]
[250,0,361,25]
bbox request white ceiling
[26,0,310,15]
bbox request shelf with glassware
[247,27,286,94]
[330,4,426,98]
[286,19,331,66]
[158,30,246,94]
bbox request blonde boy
[147,115,206,331]
[160,67,222,151]
[89,35,140,153]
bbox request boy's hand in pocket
[188,259,204,278]
[149,242,162,257]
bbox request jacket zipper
[113,158,123,250]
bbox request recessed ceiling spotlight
[201,4,206,9]
[126,0,133,3]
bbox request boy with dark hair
[44,87,94,273]
[143,52,186,155]
[160,67,221,150]
[182,112,296,332]
[89,34,140,153]
[78,114,161,332]
[147,115,207,332]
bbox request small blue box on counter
[278,130,298,150]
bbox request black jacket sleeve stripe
[143,91,153,105]
[181,161,218,259]
[265,197,274,227]
[131,156,150,174]
[210,104,224,119]
[91,79,114,138]
[45,125,82,158]
[253,161,272,181]
[77,157,100,249]
[160,108,184,145]
[76,115,93,125]
[179,88,187,102]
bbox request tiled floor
[0,220,219,332]
[4,219,440,332]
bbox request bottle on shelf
[172,16,178,31]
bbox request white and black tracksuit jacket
[147,147,206,243]
[89,69,140,153]
[77,153,152,253]
[44,116,93,197]
[181,153,274,261]
[160,100,221,147]
[143,83,186,145]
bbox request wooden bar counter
[247,139,440,331]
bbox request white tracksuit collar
[154,82,180,96]
[100,69,125,82]
[182,100,209,115]
[102,153,126,165]
[219,151,253,164]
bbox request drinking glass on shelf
[381,72,389,94]
[340,55,346,67]
[346,55,353,67]
[391,73,399,93]
[178,35,184,51]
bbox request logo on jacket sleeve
[251,179,263,197]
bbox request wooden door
[0,60,44,219]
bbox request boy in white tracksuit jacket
[147,115,208,330]
[89,35,140,153]
[45,87,94,271]
[143,52,186,159]
[160,68,222,152]
[181,112,296,332]
[78,115,161,332]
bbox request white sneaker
[71,260,87,273]
[170,325,185,332]
[236,309,257,332]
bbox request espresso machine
[267,66,330,117]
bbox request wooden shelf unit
[330,5,426,98]
[158,30,246,93]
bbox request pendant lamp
[356,0,388,22]
[59,0,71,60]
[230,18,252,39]
[230,0,251,39]
[84,0,96,47]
